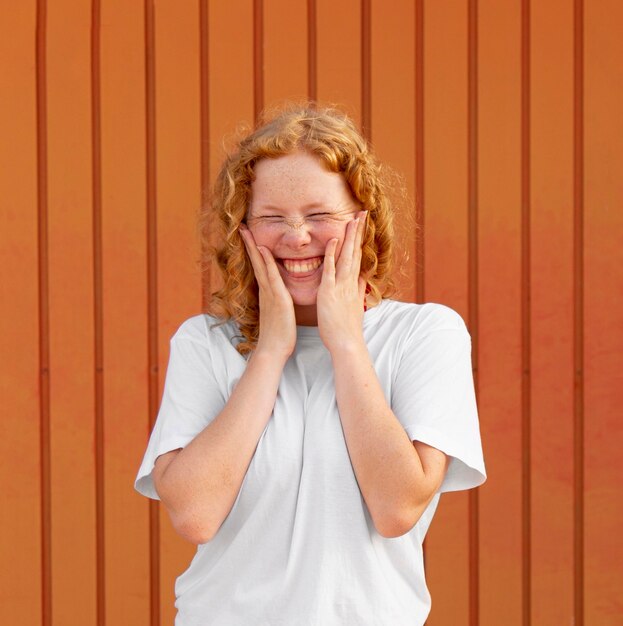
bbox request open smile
[277,256,324,278]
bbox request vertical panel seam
[415,0,426,571]
[467,1,479,624]
[200,0,210,308]
[253,0,264,121]
[307,0,317,101]
[361,0,371,141]
[521,1,532,624]
[91,1,106,624]
[414,0,424,304]
[36,1,52,624]
[145,2,160,625]
[573,0,584,623]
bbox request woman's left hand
[317,210,368,354]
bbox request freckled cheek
[248,229,275,251]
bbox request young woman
[135,104,486,625]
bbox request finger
[322,238,339,285]
[358,275,367,298]
[240,227,270,288]
[240,227,265,278]
[257,246,289,295]
[335,216,359,279]
[352,210,367,271]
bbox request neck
[294,304,318,326]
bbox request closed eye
[252,215,282,221]
[308,212,334,220]
[309,209,356,220]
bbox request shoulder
[172,313,241,350]
[373,299,469,337]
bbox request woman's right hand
[239,225,297,360]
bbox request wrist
[327,336,368,361]
[252,344,292,367]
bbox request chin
[291,294,316,306]
[288,288,318,306]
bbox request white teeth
[283,257,322,274]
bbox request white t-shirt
[135,299,486,626]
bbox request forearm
[157,348,286,543]
[331,341,434,537]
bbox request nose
[280,221,313,246]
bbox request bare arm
[154,225,297,545]
[153,348,288,545]
[317,214,449,538]
[331,342,449,538]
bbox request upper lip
[278,255,323,261]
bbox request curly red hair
[198,103,402,355]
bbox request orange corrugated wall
[1,1,621,625]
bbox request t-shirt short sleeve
[134,316,227,500]
[391,304,486,493]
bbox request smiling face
[247,150,359,325]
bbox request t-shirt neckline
[295,298,389,339]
